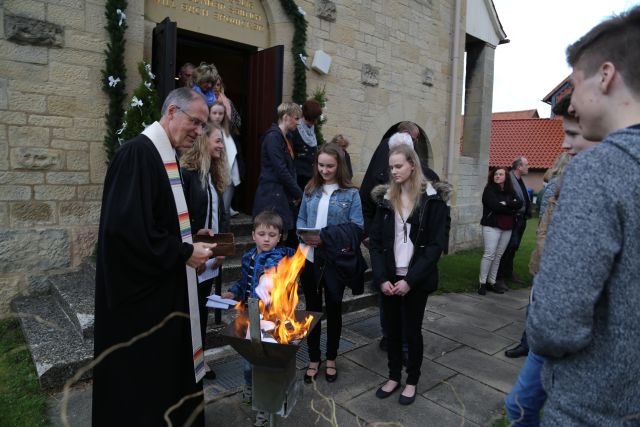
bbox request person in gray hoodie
[526,6,640,425]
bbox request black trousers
[382,280,429,385]
[197,277,214,348]
[498,216,527,279]
[302,260,344,362]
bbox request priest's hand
[188,242,217,268]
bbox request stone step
[228,213,253,236]
[11,295,93,390]
[50,262,95,339]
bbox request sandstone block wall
[0,0,129,316]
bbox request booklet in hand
[193,233,235,257]
[297,227,321,235]
[205,294,239,310]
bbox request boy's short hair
[552,94,573,118]
[567,6,640,95]
[253,210,283,233]
[277,102,302,121]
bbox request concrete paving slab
[300,357,386,405]
[435,347,521,393]
[493,346,527,369]
[48,381,92,427]
[429,292,526,325]
[464,288,531,310]
[422,330,463,360]
[424,373,506,426]
[493,321,526,342]
[343,341,457,393]
[425,301,516,332]
[423,315,514,355]
[345,390,479,427]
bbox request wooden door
[243,45,284,210]
[152,18,177,106]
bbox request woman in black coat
[369,144,449,405]
[180,122,229,379]
[478,167,522,295]
[252,102,303,244]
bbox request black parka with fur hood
[369,181,451,294]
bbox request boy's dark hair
[567,5,640,94]
[552,94,573,118]
[253,210,283,233]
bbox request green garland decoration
[279,0,307,104]
[119,62,161,142]
[101,0,128,162]
[312,86,327,145]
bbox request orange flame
[262,247,314,343]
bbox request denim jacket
[297,186,364,230]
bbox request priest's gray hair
[161,87,206,116]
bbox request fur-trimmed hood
[371,180,452,205]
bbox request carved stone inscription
[152,0,265,32]
[4,14,64,48]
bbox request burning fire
[234,247,313,344]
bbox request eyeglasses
[175,106,207,130]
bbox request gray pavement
[48,288,530,426]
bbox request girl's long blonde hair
[543,152,571,183]
[387,144,426,215]
[179,122,228,192]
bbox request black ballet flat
[398,386,417,405]
[303,361,321,384]
[325,361,338,383]
[375,382,401,399]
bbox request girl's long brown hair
[179,122,228,192]
[304,143,355,195]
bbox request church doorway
[151,18,284,213]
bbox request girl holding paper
[180,122,229,379]
[297,143,364,384]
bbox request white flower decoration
[116,9,126,27]
[107,76,121,87]
[131,96,143,108]
[298,54,309,69]
[145,63,155,80]
[297,6,306,16]
[116,122,126,135]
[142,122,148,129]
[144,81,152,90]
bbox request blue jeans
[505,351,547,426]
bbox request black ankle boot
[478,283,486,295]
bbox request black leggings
[382,278,429,385]
[302,260,344,362]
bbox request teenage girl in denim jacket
[297,143,363,384]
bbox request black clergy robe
[92,133,204,427]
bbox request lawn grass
[0,317,52,427]
[438,218,537,294]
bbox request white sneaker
[254,411,268,426]
[230,208,240,217]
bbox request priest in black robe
[92,88,215,427]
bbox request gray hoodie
[526,127,640,425]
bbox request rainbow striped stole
[143,122,205,383]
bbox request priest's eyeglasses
[175,106,207,130]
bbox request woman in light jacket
[297,143,364,384]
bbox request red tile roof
[490,118,564,169]
[492,109,539,120]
